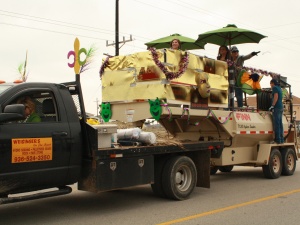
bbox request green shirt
[25,112,41,123]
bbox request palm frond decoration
[18,50,29,82]
[18,63,24,75]
[80,44,97,74]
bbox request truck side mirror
[0,104,26,122]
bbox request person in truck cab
[17,96,41,123]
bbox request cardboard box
[93,124,117,148]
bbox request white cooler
[92,124,117,148]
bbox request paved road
[1,165,300,225]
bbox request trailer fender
[257,143,297,165]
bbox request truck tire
[219,165,234,173]
[151,158,167,198]
[210,166,219,175]
[162,156,197,200]
[281,148,296,176]
[262,148,282,179]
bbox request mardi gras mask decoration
[148,98,162,121]
[100,103,112,122]
[195,72,210,98]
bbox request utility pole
[106,0,133,56]
[115,0,119,56]
[94,98,100,116]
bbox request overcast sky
[1,0,299,114]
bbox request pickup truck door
[0,88,73,194]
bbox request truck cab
[0,81,84,197]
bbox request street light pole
[115,0,119,56]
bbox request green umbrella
[145,33,206,50]
[196,24,267,48]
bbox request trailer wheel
[281,148,296,176]
[151,158,167,198]
[162,156,197,200]
[219,165,234,173]
[262,148,282,179]
[210,166,219,175]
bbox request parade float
[100,47,298,178]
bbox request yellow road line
[157,188,300,225]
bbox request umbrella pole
[228,68,235,110]
[228,38,235,109]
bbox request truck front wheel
[262,148,282,179]
[162,156,197,200]
[281,148,296,176]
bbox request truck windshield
[0,85,13,95]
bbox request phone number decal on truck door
[11,138,53,163]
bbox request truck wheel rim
[272,155,281,173]
[175,165,192,192]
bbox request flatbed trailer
[101,48,298,180]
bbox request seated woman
[17,96,41,123]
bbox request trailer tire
[262,148,282,179]
[162,156,197,200]
[151,158,167,198]
[281,148,296,176]
[210,166,219,175]
[219,165,234,173]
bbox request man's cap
[270,78,279,85]
[231,46,239,52]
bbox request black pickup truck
[0,75,223,204]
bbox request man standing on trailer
[269,79,284,144]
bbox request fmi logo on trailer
[236,113,251,121]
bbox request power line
[260,22,300,30]
[0,22,108,41]
[0,9,114,34]
[166,0,300,43]
[133,0,216,28]
[0,7,170,49]
[165,0,232,26]
[1,2,299,58]
[3,4,298,53]
[0,9,144,45]
[0,12,114,36]
[136,0,300,50]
